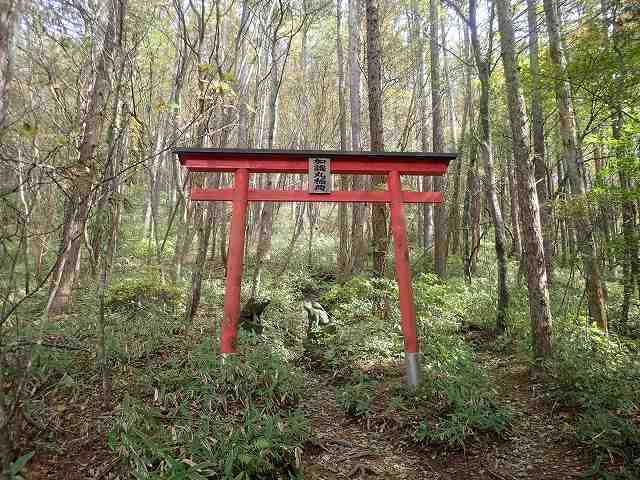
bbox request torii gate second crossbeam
[176,148,456,386]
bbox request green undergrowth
[413,334,511,446]
[335,372,378,417]
[106,272,185,315]
[496,266,640,478]
[312,272,499,371]
[108,337,309,479]
[316,276,404,368]
[322,273,510,447]
[546,326,640,478]
[331,334,511,447]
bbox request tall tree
[542,0,608,331]
[348,0,367,274]
[526,0,554,283]
[452,0,510,331]
[47,0,119,314]
[0,0,21,472]
[507,154,522,258]
[0,0,20,135]
[606,0,639,327]
[365,0,388,275]
[410,0,433,254]
[251,1,291,297]
[431,0,448,277]
[495,0,553,359]
[336,0,350,279]
[444,18,466,256]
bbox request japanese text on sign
[308,158,332,194]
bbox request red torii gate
[176,148,455,386]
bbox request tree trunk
[48,1,117,315]
[250,7,288,297]
[349,0,366,274]
[91,47,128,271]
[364,0,388,276]
[278,202,306,275]
[431,0,447,277]
[542,0,608,331]
[495,0,552,359]
[336,0,350,279]
[454,23,473,261]
[445,21,465,256]
[507,155,522,258]
[608,7,638,328]
[464,134,482,279]
[526,0,554,283]
[0,0,21,457]
[185,196,217,324]
[307,203,319,268]
[0,0,20,135]
[468,0,510,331]
[409,0,432,254]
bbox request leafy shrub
[312,276,404,367]
[414,335,511,446]
[107,274,183,314]
[101,273,186,366]
[130,238,176,258]
[110,339,309,479]
[548,326,640,476]
[321,276,397,319]
[110,398,308,480]
[213,342,305,409]
[144,338,305,413]
[413,273,501,334]
[336,374,377,417]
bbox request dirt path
[302,372,436,479]
[301,336,591,479]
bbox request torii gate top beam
[175,148,455,175]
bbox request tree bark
[185,184,218,324]
[463,132,481,279]
[0,0,20,136]
[444,17,465,256]
[0,0,21,456]
[250,5,289,297]
[608,5,638,328]
[348,0,367,274]
[507,155,522,258]
[409,0,433,254]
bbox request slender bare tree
[364,0,388,275]
[526,0,554,283]
[542,0,608,331]
[431,0,448,277]
[450,0,510,330]
[47,0,119,314]
[495,0,553,358]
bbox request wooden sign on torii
[176,148,455,386]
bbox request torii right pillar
[388,170,421,386]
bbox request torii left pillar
[220,168,249,357]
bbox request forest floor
[301,331,592,480]
[23,330,598,480]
